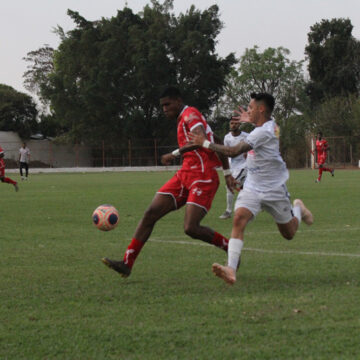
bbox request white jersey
[19,147,30,163]
[244,119,288,192]
[224,131,248,172]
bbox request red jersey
[177,106,221,172]
[0,158,5,177]
[316,139,328,156]
[316,139,328,164]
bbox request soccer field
[1,170,359,359]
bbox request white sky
[2,0,360,96]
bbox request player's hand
[225,175,236,194]
[161,153,175,166]
[233,106,250,123]
[188,132,206,146]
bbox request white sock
[226,189,234,213]
[293,205,301,224]
[227,238,243,270]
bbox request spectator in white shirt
[19,143,30,180]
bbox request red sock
[211,232,229,252]
[123,238,145,269]
[322,167,332,172]
[318,168,323,181]
[4,177,17,185]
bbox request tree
[212,46,308,165]
[22,45,55,107]
[213,46,306,119]
[0,84,38,139]
[23,0,235,145]
[305,18,360,105]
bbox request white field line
[149,237,360,258]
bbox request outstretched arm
[160,125,203,165]
[213,133,236,193]
[189,132,252,157]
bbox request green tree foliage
[307,95,360,137]
[214,46,306,119]
[23,45,55,107]
[0,84,38,139]
[212,46,308,165]
[305,18,360,105]
[23,0,235,145]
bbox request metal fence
[2,136,359,169]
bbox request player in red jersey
[313,132,334,183]
[0,146,19,192]
[102,87,235,278]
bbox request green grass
[1,169,359,359]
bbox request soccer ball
[92,204,119,231]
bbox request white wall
[0,131,92,167]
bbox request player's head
[229,116,241,133]
[22,142,26,148]
[317,131,323,140]
[0,147,4,158]
[160,86,184,120]
[248,92,275,124]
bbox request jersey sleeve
[183,108,204,132]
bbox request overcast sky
[2,0,360,96]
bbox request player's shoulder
[182,106,205,124]
[224,132,232,140]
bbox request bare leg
[133,193,176,242]
[277,199,313,240]
[183,203,213,242]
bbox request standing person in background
[0,146,19,192]
[219,116,249,219]
[102,86,236,278]
[313,132,334,183]
[19,142,31,180]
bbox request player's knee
[233,212,248,228]
[183,223,199,238]
[282,231,295,241]
[142,206,160,225]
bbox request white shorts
[234,184,293,224]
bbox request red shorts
[317,155,326,165]
[157,168,220,212]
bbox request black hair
[250,92,275,113]
[160,86,182,99]
[317,131,323,136]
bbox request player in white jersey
[219,117,248,219]
[190,92,313,285]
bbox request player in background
[219,116,249,219]
[189,92,313,285]
[19,142,30,180]
[0,146,19,192]
[102,86,236,278]
[313,131,334,183]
